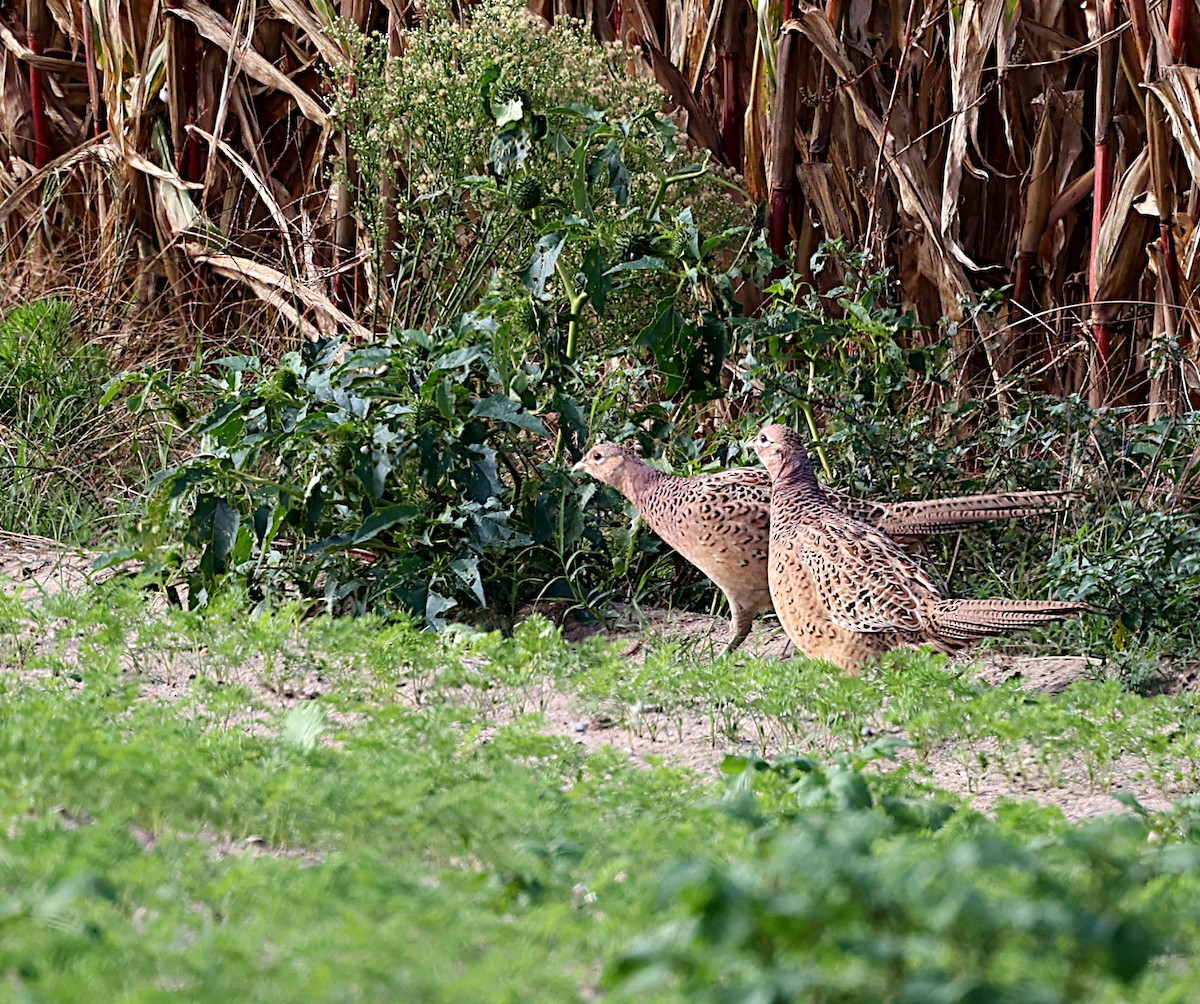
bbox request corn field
[2,0,1199,414]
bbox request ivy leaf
[490,122,532,176]
[450,556,486,605]
[425,589,457,630]
[355,448,393,501]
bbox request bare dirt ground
[0,534,1190,822]
[550,607,1182,821]
[0,531,104,596]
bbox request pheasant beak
[570,458,588,474]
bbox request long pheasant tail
[933,597,1098,642]
[879,490,1080,536]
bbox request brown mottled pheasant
[749,424,1095,671]
[571,442,1078,656]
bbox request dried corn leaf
[170,0,327,125]
[1093,148,1154,306]
[792,7,977,318]
[185,242,371,340]
[942,0,1016,267]
[1145,66,1200,185]
[0,136,116,223]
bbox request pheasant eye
[592,451,601,460]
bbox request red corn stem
[1127,0,1151,70]
[1169,0,1188,62]
[28,38,49,168]
[1090,140,1112,366]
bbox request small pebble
[571,721,589,733]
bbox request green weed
[4,584,1200,1000]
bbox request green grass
[4,583,1200,1000]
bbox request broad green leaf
[190,495,241,575]
[605,256,667,275]
[306,503,419,553]
[478,63,501,111]
[523,233,565,300]
[572,140,592,217]
[593,140,630,205]
[581,246,610,315]
[827,768,873,810]
[494,96,525,127]
[471,393,550,437]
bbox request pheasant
[749,424,1095,671]
[571,441,1078,656]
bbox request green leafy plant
[102,330,550,622]
[607,749,1199,1002]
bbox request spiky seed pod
[611,225,660,261]
[279,369,300,396]
[666,228,697,260]
[507,177,543,212]
[512,297,538,334]
[413,402,440,428]
[493,80,532,109]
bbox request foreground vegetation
[1,581,1199,1000]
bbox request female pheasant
[573,441,1079,657]
[749,424,1095,671]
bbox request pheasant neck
[615,459,667,505]
[771,454,830,508]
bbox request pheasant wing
[788,519,944,633]
[702,466,772,496]
[822,487,891,526]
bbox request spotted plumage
[749,424,1096,671]
[571,441,1079,656]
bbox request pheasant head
[571,442,652,499]
[748,424,814,482]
